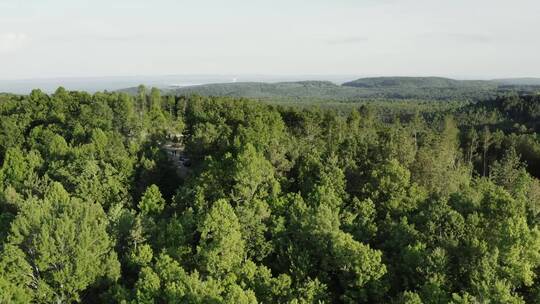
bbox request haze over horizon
[2,0,540,80]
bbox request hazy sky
[1,0,539,80]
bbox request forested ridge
[117,77,540,103]
[1,86,540,303]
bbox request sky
[1,0,540,80]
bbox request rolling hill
[492,77,540,86]
[119,76,540,102]
[341,76,495,89]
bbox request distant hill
[120,80,366,102]
[164,81,362,100]
[492,78,540,86]
[341,76,495,89]
[119,76,540,102]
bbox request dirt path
[163,142,191,178]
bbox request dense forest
[1,86,540,303]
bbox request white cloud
[0,32,28,53]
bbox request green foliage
[231,143,280,203]
[0,147,42,191]
[2,182,120,302]
[196,199,245,278]
[138,184,165,216]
